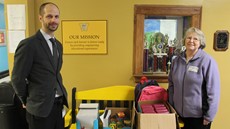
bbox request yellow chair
[64,85,135,129]
[64,85,184,129]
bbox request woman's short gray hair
[183,27,206,49]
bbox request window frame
[133,5,202,83]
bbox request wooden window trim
[133,5,202,83]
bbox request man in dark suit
[11,2,68,129]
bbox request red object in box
[141,104,155,113]
[153,104,165,108]
[141,103,170,114]
[156,109,169,113]
[153,104,169,113]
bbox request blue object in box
[77,119,99,129]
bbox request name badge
[188,66,199,73]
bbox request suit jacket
[11,30,68,117]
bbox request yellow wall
[5,0,36,86]
[4,0,230,129]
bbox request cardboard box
[134,100,177,129]
[102,107,133,129]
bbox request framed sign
[62,20,107,54]
[213,30,229,51]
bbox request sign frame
[213,30,229,51]
[61,20,108,54]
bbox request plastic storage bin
[0,81,28,129]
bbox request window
[0,2,9,79]
[133,5,202,83]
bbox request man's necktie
[49,38,63,96]
[49,38,58,69]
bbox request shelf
[133,73,168,83]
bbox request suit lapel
[36,31,57,72]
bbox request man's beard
[47,23,58,32]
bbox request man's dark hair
[39,2,59,16]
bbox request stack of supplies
[140,103,169,114]
[153,103,169,113]
[140,104,155,113]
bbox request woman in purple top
[168,27,220,129]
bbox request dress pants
[181,117,212,129]
[26,97,64,129]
